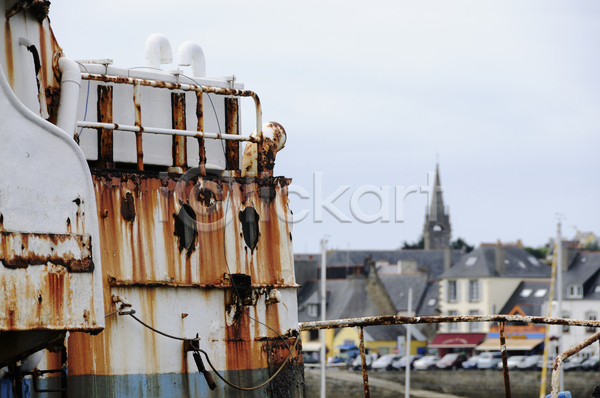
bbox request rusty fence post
[551,330,600,398]
[97,85,114,168]
[171,92,187,170]
[358,326,371,398]
[196,91,205,175]
[225,97,239,172]
[499,322,511,398]
[133,81,144,170]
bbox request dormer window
[465,257,477,266]
[568,285,583,299]
[527,256,540,266]
[520,289,532,297]
[307,304,320,317]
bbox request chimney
[495,244,506,275]
[562,243,577,271]
[347,273,366,291]
[444,245,452,271]
[365,265,398,316]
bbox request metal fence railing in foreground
[299,314,600,398]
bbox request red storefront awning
[429,333,487,348]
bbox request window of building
[448,310,458,331]
[527,256,540,266]
[469,280,480,302]
[594,285,600,294]
[307,304,319,318]
[568,285,583,299]
[309,329,319,341]
[465,257,477,266]
[520,289,532,297]
[587,313,597,333]
[427,298,437,307]
[518,261,527,269]
[448,280,457,302]
[534,289,548,298]
[469,310,480,331]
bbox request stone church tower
[423,164,451,250]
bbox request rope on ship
[107,308,300,391]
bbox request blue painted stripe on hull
[1,367,305,398]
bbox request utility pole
[556,215,564,392]
[405,288,413,398]
[320,237,328,398]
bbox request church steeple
[423,163,451,250]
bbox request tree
[402,236,424,250]
[451,237,474,253]
[584,242,600,251]
[524,247,549,259]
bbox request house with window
[473,280,550,354]
[297,272,418,360]
[545,251,600,359]
[438,242,551,336]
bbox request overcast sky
[50,1,600,253]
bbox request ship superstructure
[0,1,303,397]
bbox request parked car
[336,348,360,364]
[497,355,526,369]
[462,354,484,370]
[516,355,543,370]
[392,354,423,371]
[372,354,403,371]
[436,353,468,370]
[413,355,441,370]
[536,356,556,371]
[303,351,321,364]
[351,353,373,370]
[581,355,600,371]
[477,352,503,369]
[563,356,586,371]
[346,349,366,367]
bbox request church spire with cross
[423,163,452,250]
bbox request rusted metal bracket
[183,338,200,353]
[29,368,68,396]
[6,0,50,21]
[0,231,94,272]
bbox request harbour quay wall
[305,368,600,398]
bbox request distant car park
[477,352,503,369]
[413,355,441,370]
[515,355,543,370]
[462,354,483,370]
[372,354,403,371]
[436,353,468,370]
[392,355,423,371]
[497,355,526,370]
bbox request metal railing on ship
[299,314,600,398]
[76,73,263,172]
